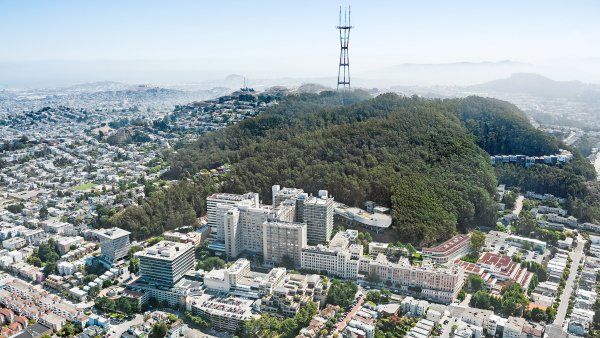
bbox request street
[332,291,365,334]
[439,316,459,338]
[553,235,585,326]
[438,294,471,338]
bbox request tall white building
[212,189,298,259]
[272,185,304,207]
[301,230,362,279]
[262,221,307,267]
[297,191,334,245]
[135,241,195,287]
[208,185,334,260]
[206,192,259,240]
[94,227,131,263]
[223,208,242,257]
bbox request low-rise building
[186,294,258,333]
[422,234,470,264]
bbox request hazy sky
[1,0,600,86]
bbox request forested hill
[444,96,560,156]
[168,92,532,245]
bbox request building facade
[94,227,131,263]
[135,241,195,287]
[262,221,307,267]
[297,191,334,245]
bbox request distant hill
[361,60,531,86]
[469,73,600,99]
[63,81,134,92]
[445,96,561,156]
[296,83,332,94]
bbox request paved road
[439,316,459,338]
[333,292,365,334]
[554,235,585,326]
[563,131,581,146]
[459,293,471,307]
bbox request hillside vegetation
[109,91,597,245]
[167,92,512,245]
[444,96,560,156]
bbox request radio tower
[336,6,353,91]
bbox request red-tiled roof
[423,234,470,254]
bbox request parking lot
[485,231,548,264]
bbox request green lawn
[73,182,96,191]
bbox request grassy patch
[73,182,96,191]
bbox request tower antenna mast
[336,6,353,91]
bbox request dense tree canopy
[445,96,560,156]
[107,178,215,240]
[326,279,358,308]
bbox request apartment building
[262,221,307,267]
[94,227,131,263]
[135,241,195,287]
[2,237,26,251]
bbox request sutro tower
[336,6,353,91]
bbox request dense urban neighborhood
[0,82,599,338]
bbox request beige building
[262,221,307,267]
[301,230,363,279]
[366,255,464,304]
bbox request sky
[1,0,600,87]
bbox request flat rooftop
[208,192,256,202]
[94,227,131,239]
[135,240,193,260]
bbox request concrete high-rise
[135,241,195,287]
[215,193,297,258]
[206,192,259,241]
[94,227,131,263]
[298,191,334,245]
[262,221,307,267]
[271,185,304,208]
[208,185,334,258]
